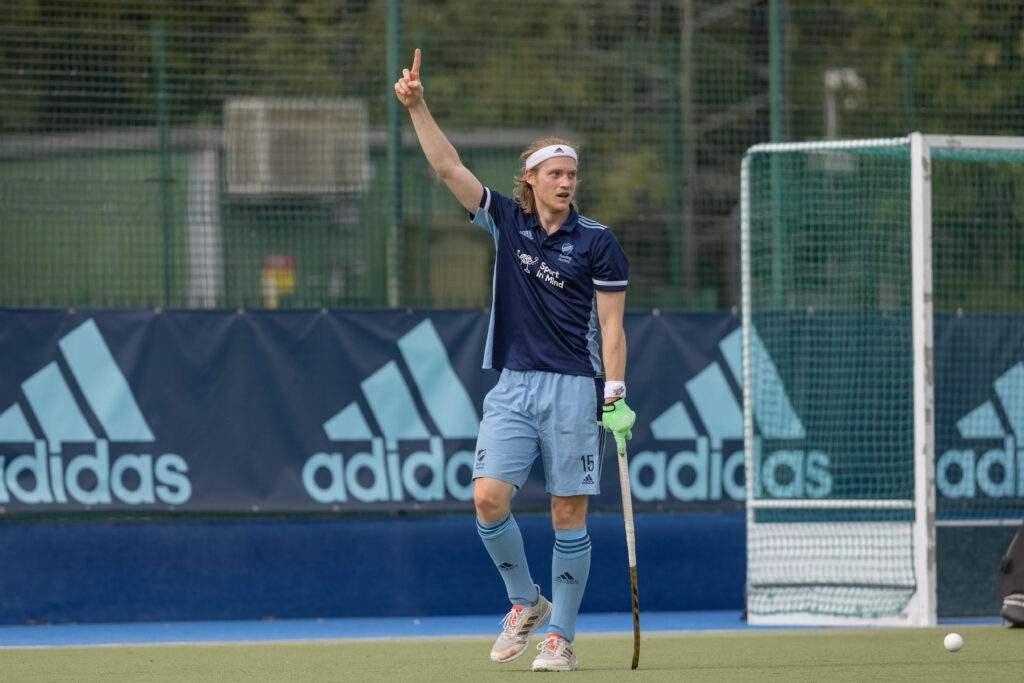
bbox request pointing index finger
[411,48,421,79]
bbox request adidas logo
[938,362,1024,499]
[498,562,516,571]
[555,572,578,584]
[519,230,533,240]
[581,474,594,485]
[634,326,830,503]
[302,320,478,504]
[0,319,190,506]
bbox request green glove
[602,399,636,452]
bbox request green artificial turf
[1,626,1021,681]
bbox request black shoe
[1002,593,1024,627]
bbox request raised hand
[394,48,423,109]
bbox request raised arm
[394,48,483,214]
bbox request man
[395,49,636,672]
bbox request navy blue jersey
[471,187,629,377]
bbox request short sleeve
[470,187,521,239]
[590,229,629,292]
[468,187,524,240]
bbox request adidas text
[0,439,190,505]
[937,436,1024,499]
[303,436,474,503]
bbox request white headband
[524,144,578,171]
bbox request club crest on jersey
[559,241,574,264]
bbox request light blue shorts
[474,369,605,497]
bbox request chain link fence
[2,0,1022,310]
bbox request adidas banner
[1,309,1023,513]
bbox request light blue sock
[549,527,591,641]
[477,514,538,606]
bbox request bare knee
[473,478,514,522]
[551,495,588,529]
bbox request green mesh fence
[2,1,1024,310]
[932,148,1024,316]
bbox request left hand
[602,399,636,452]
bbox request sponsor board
[0,320,190,506]
[939,362,1024,500]
[634,326,830,503]
[302,320,478,504]
[0,310,1020,513]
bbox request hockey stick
[615,439,640,670]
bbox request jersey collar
[527,206,579,235]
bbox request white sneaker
[489,588,552,663]
[532,633,579,672]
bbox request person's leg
[531,495,587,672]
[474,370,551,662]
[535,372,600,641]
[476,480,552,664]
[547,495,591,642]
[474,477,538,606]
[531,372,600,672]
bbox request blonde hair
[512,137,579,214]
